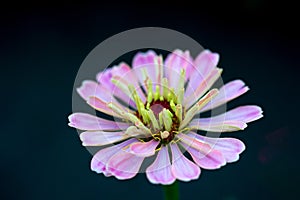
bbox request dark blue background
[1,1,299,200]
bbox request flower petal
[146,146,176,185]
[214,105,263,123]
[132,50,163,93]
[96,63,139,108]
[87,96,123,118]
[76,80,99,101]
[189,119,247,132]
[185,50,219,97]
[188,132,245,162]
[189,105,263,132]
[111,74,146,102]
[179,134,226,169]
[176,133,212,153]
[194,50,219,75]
[170,143,200,181]
[184,68,222,109]
[164,49,194,88]
[130,139,159,157]
[107,149,145,180]
[80,129,139,146]
[68,113,130,131]
[97,62,140,88]
[201,80,249,112]
[91,139,136,175]
[185,145,225,169]
[77,80,125,105]
[77,80,136,111]
[132,50,159,91]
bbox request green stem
[162,181,179,200]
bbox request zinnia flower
[68,49,263,185]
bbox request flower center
[135,98,180,144]
[132,77,186,145]
[123,69,186,145]
[149,99,172,118]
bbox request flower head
[68,49,263,185]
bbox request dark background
[1,1,299,200]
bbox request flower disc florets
[134,78,183,145]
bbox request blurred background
[0,1,299,200]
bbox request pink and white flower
[68,49,263,185]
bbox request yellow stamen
[175,104,183,122]
[170,100,176,113]
[162,78,169,99]
[154,85,160,101]
[177,69,186,94]
[159,95,164,101]
[177,88,184,105]
[161,108,173,131]
[146,78,153,95]
[148,109,160,130]
[170,88,177,103]
[140,108,149,124]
